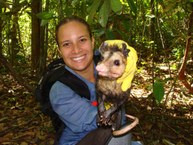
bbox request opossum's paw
[98,112,112,126]
[96,113,103,126]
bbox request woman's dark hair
[55,16,92,46]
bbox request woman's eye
[80,38,87,43]
[62,43,70,47]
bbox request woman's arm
[49,81,98,132]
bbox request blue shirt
[49,65,98,145]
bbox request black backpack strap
[46,65,91,100]
[58,68,90,100]
[47,58,64,71]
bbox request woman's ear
[58,48,62,57]
[92,37,95,49]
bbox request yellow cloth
[104,40,138,91]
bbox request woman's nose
[72,43,81,53]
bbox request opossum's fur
[96,43,130,104]
[96,42,138,136]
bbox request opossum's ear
[99,42,108,54]
[122,43,130,58]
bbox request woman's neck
[74,62,96,83]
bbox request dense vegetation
[0,0,192,144]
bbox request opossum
[96,41,139,136]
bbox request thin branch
[178,36,193,94]
[178,9,193,94]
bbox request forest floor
[127,66,193,145]
[0,63,193,145]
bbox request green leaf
[99,0,111,27]
[126,0,137,14]
[40,19,49,26]
[36,11,54,20]
[92,28,105,37]
[153,80,164,103]
[87,0,102,23]
[111,0,122,13]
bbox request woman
[50,16,133,145]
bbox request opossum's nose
[96,63,108,73]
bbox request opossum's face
[96,43,128,79]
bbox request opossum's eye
[114,60,120,66]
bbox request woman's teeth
[73,55,85,61]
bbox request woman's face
[57,21,94,73]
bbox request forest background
[0,0,193,144]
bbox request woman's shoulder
[49,81,74,100]
[50,81,73,94]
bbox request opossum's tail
[112,114,139,136]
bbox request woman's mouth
[72,55,86,62]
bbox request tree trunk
[150,0,156,43]
[11,0,20,64]
[150,0,155,84]
[31,0,42,70]
[0,4,2,55]
[39,0,50,75]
